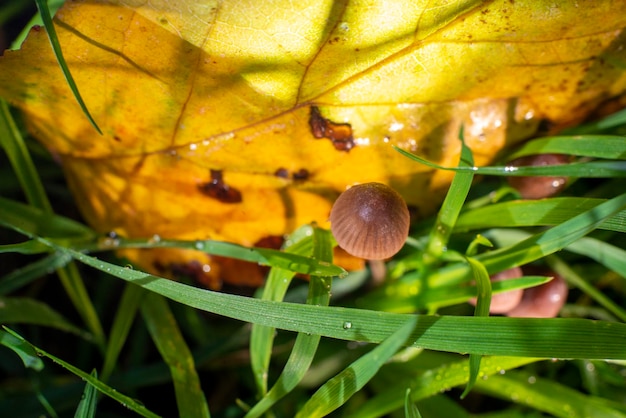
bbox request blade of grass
[246,228,334,418]
[357,356,540,418]
[0,328,44,371]
[395,144,626,177]
[33,0,102,134]
[474,370,626,418]
[101,283,145,382]
[420,127,474,260]
[461,257,491,398]
[0,252,71,295]
[36,242,626,360]
[295,317,417,418]
[250,226,314,395]
[0,99,52,211]
[486,229,626,322]
[74,370,98,418]
[0,296,88,337]
[141,292,210,418]
[3,327,159,418]
[507,135,626,160]
[454,198,626,234]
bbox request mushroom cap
[330,182,410,260]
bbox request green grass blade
[3,327,159,417]
[455,198,626,233]
[474,371,626,418]
[295,317,417,418]
[0,196,96,240]
[0,99,52,211]
[507,135,626,160]
[404,389,422,418]
[423,128,475,259]
[0,252,71,295]
[250,227,314,395]
[141,292,210,418]
[246,228,334,418]
[36,242,626,360]
[101,283,145,382]
[0,296,88,337]
[461,257,491,398]
[357,356,539,418]
[475,193,626,274]
[56,260,106,351]
[562,108,626,134]
[0,328,44,371]
[74,370,98,418]
[33,0,102,134]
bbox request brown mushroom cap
[507,154,570,199]
[330,182,410,260]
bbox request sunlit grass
[1,2,626,418]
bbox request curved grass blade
[34,0,102,134]
[101,283,145,382]
[357,356,539,418]
[461,257,491,398]
[74,370,97,418]
[405,389,422,418]
[507,135,626,160]
[425,127,474,259]
[455,198,626,233]
[3,327,159,418]
[395,146,626,177]
[474,371,626,418]
[141,292,210,418]
[250,226,314,396]
[39,242,626,360]
[0,196,96,240]
[246,228,334,418]
[0,328,44,371]
[0,99,52,211]
[0,296,87,337]
[0,252,71,295]
[295,317,417,418]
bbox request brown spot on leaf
[198,169,242,203]
[274,167,289,178]
[292,168,309,180]
[308,106,355,152]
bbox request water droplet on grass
[342,321,352,329]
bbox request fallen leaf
[1,0,625,287]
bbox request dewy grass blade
[3,328,159,418]
[474,193,626,275]
[74,370,98,418]
[39,241,626,360]
[461,257,491,398]
[101,283,145,382]
[0,328,44,371]
[455,198,626,233]
[424,127,475,259]
[295,317,417,418]
[507,135,626,160]
[0,99,52,212]
[246,228,334,418]
[357,357,540,418]
[0,296,87,337]
[141,292,210,418]
[0,252,71,295]
[474,371,626,418]
[34,0,102,134]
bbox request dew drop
[342,321,352,330]
[195,241,205,250]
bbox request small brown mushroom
[469,267,524,313]
[329,182,410,260]
[506,275,568,318]
[507,154,570,199]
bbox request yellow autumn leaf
[1,0,625,287]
